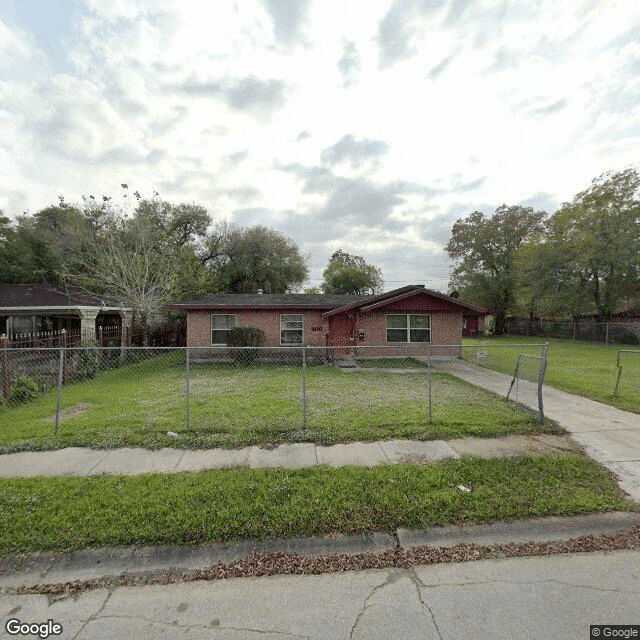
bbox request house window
[386,314,431,343]
[280,314,303,344]
[211,314,236,344]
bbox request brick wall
[188,307,464,353]
[354,310,462,344]
[187,309,328,347]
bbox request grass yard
[0,454,634,555]
[463,336,640,414]
[0,352,560,453]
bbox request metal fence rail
[613,349,640,397]
[0,344,550,445]
[503,319,640,345]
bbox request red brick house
[172,285,487,352]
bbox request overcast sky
[1,0,638,292]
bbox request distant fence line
[0,322,186,349]
[503,318,640,345]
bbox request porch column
[78,308,99,343]
[118,310,134,346]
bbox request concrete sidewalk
[434,360,640,501]
[0,434,576,478]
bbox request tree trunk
[494,310,506,335]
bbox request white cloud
[0,0,638,289]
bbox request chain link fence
[459,343,549,419]
[613,349,640,398]
[504,318,640,345]
[0,344,552,451]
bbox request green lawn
[0,353,559,453]
[0,454,633,555]
[463,336,640,413]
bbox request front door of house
[329,315,351,354]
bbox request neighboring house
[172,285,487,353]
[0,284,132,344]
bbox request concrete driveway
[434,360,640,501]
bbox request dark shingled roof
[0,284,116,308]
[172,293,373,310]
[172,286,489,315]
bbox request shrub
[9,375,41,405]
[75,347,101,380]
[227,326,266,364]
[618,330,640,346]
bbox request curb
[2,512,639,590]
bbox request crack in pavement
[418,578,640,595]
[349,570,398,640]
[81,612,310,637]
[407,568,444,640]
[72,589,112,640]
[173,449,187,471]
[85,450,114,476]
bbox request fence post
[184,347,190,431]
[427,344,432,424]
[0,336,10,401]
[302,347,308,432]
[537,343,549,424]
[55,346,64,436]
[605,323,610,345]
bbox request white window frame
[385,314,431,343]
[280,314,304,345]
[211,314,236,345]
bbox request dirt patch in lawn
[47,403,93,423]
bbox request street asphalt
[2,549,639,639]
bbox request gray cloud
[172,75,289,120]
[176,78,223,97]
[443,0,474,26]
[320,135,390,169]
[224,186,262,203]
[224,76,288,116]
[377,0,418,69]
[511,96,568,119]
[262,0,310,47]
[232,207,273,226]
[519,192,558,214]
[277,162,339,193]
[225,150,249,166]
[454,176,487,192]
[529,98,568,118]
[337,40,361,88]
[471,2,508,50]
[419,205,466,246]
[427,52,457,80]
[377,0,447,69]
[296,131,311,142]
[486,47,522,74]
[276,162,443,238]
[97,146,167,167]
[321,179,405,226]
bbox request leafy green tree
[203,224,309,293]
[53,194,214,334]
[320,249,383,295]
[520,168,640,322]
[445,205,546,334]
